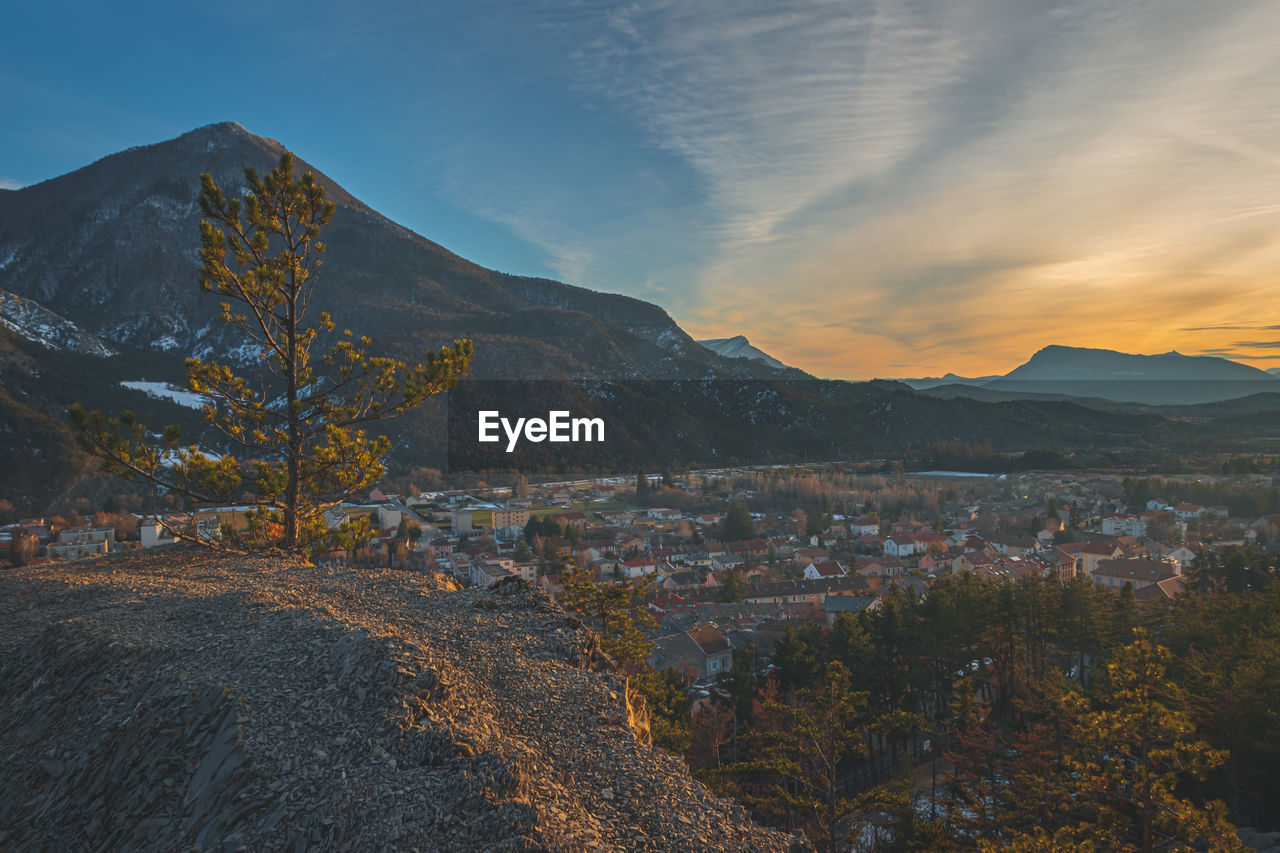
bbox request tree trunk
[284,259,301,551]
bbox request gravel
[0,548,804,852]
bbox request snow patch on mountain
[119,381,204,410]
[0,288,117,357]
[698,335,787,370]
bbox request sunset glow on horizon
[4,1,1280,379]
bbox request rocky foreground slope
[0,550,801,852]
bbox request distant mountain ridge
[905,345,1279,405]
[896,372,999,391]
[999,345,1274,381]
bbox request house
[446,553,471,581]
[803,561,847,580]
[47,526,115,562]
[140,514,186,548]
[599,510,636,526]
[1132,575,1187,602]
[824,595,881,627]
[621,557,658,578]
[724,539,769,559]
[767,537,796,557]
[1004,553,1055,579]
[855,534,884,552]
[1158,544,1196,570]
[1051,546,1081,582]
[648,591,690,614]
[549,511,587,530]
[1058,541,1122,576]
[427,537,453,561]
[377,503,402,531]
[1173,503,1206,521]
[1091,558,1179,591]
[646,507,682,521]
[651,625,733,680]
[492,507,532,530]
[793,547,829,567]
[990,536,1037,557]
[919,549,960,573]
[471,557,514,588]
[742,576,872,607]
[573,538,617,564]
[850,518,880,536]
[884,536,918,557]
[855,556,903,578]
[1102,513,1148,538]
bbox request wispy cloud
[502,0,1280,376]
[1183,324,1280,332]
[1197,351,1280,362]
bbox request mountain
[898,372,999,391]
[0,123,1267,510]
[999,345,1274,382]
[981,346,1279,405]
[0,122,773,383]
[698,335,790,370]
[1269,368,1280,377]
[0,550,796,851]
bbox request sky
[4,0,1280,379]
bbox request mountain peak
[179,121,283,150]
[698,335,790,370]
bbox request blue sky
[5,0,1280,377]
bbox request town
[7,464,1278,682]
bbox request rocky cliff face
[0,288,117,357]
[0,550,799,852]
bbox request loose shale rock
[0,549,802,852]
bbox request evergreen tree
[638,667,694,753]
[1066,631,1243,852]
[722,501,755,542]
[721,663,868,851]
[68,153,471,554]
[717,569,746,602]
[562,564,655,669]
[635,470,650,504]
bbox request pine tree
[562,563,655,669]
[720,662,868,851]
[1066,631,1244,853]
[717,569,746,602]
[68,153,471,554]
[722,500,755,542]
[635,470,651,505]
